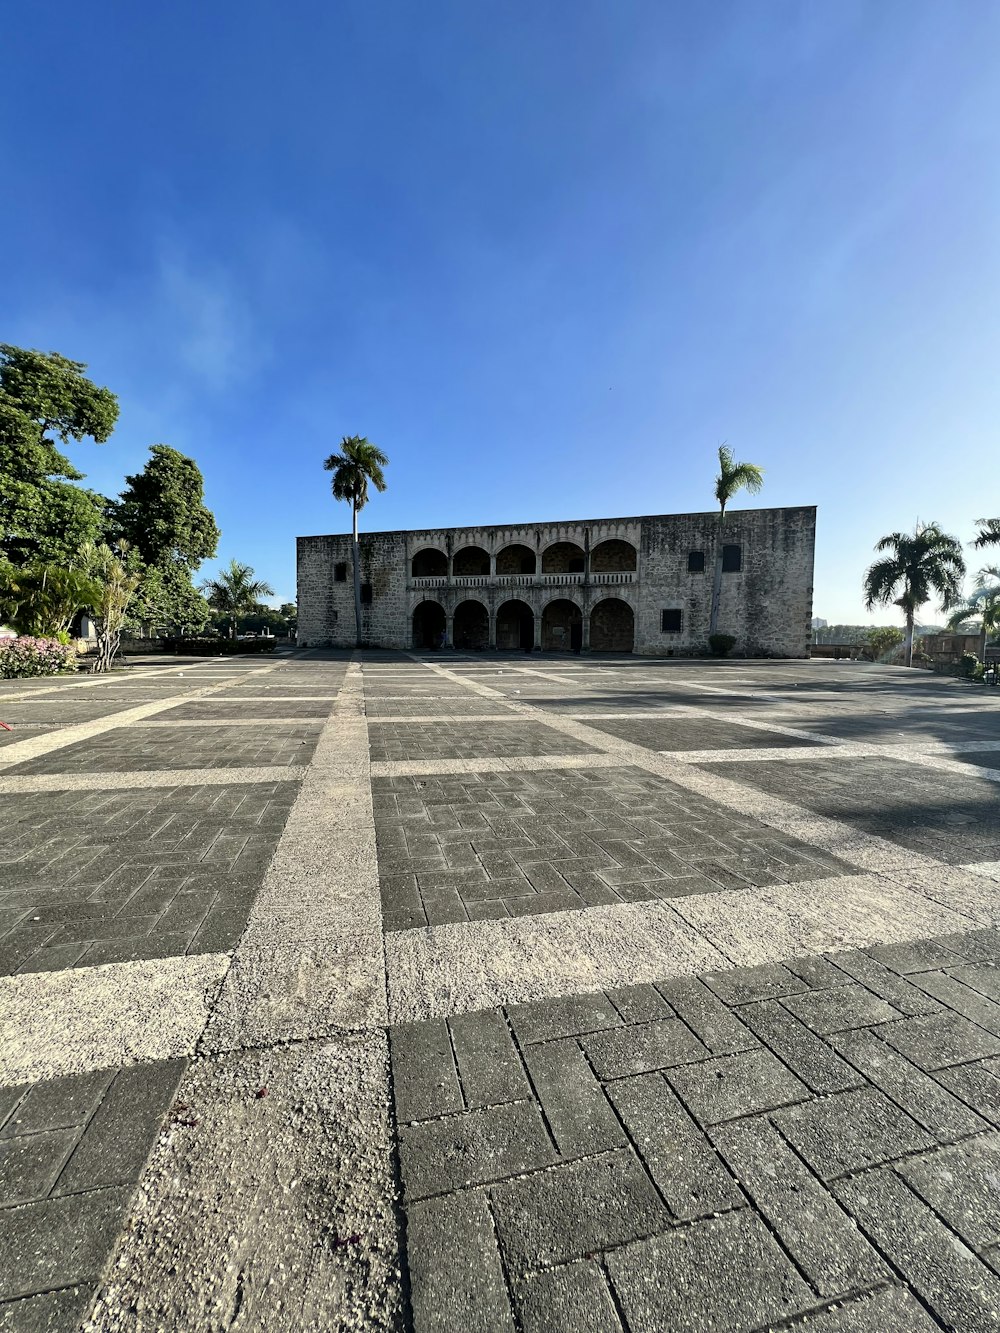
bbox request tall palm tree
[323,436,388,646]
[946,565,1000,662]
[974,518,1000,549]
[709,444,765,636]
[863,522,966,667]
[200,559,275,638]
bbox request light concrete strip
[140,718,326,728]
[0,953,230,1084]
[91,1033,402,1333]
[0,766,307,794]
[882,864,1000,925]
[965,861,1000,880]
[203,659,388,1050]
[0,660,288,768]
[0,661,226,703]
[666,746,865,765]
[369,752,624,779]
[386,899,727,1022]
[367,714,519,724]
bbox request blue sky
[3,2,999,623]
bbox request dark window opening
[360,583,373,605]
[722,544,742,573]
[687,550,705,573]
[661,609,682,633]
[334,562,348,582]
[568,557,585,573]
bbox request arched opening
[453,545,490,576]
[412,601,446,651]
[542,599,582,652]
[496,599,534,652]
[412,548,447,578]
[541,542,585,574]
[496,543,537,575]
[453,599,489,650]
[591,539,637,573]
[590,598,634,652]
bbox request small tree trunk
[904,613,914,667]
[709,508,724,637]
[352,501,363,648]
[980,626,988,663]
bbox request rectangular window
[360,582,373,605]
[687,550,705,573]
[334,562,347,582]
[661,609,682,633]
[722,544,742,573]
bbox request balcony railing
[409,570,635,589]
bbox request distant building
[811,617,827,629]
[297,506,816,657]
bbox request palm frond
[974,518,1000,549]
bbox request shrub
[0,635,77,678]
[160,637,277,656]
[960,652,981,678]
[708,633,737,657]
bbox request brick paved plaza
[2,650,1000,1331]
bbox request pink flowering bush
[0,635,77,678]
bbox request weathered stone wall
[297,507,815,656]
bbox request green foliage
[0,561,103,636]
[960,652,981,678]
[714,444,764,520]
[200,560,275,638]
[125,562,212,636]
[863,522,966,666]
[946,566,1000,640]
[323,436,388,514]
[0,346,118,564]
[79,541,143,672]
[863,626,904,661]
[974,518,1000,549]
[708,632,736,656]
[114,444,219,568]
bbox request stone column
[533,613,543,652]
[581,605,591,654]
[488,609,497,651]
[445,613,454,650]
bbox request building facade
[296,505,816,656]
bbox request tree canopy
[863,522,966,666]
[200,560,275,637]
[714,444,764,520]
[114,444,220,569]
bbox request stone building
[296,505,816,656]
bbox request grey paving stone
[911,968,1000,1037]
[0,1283,96,1333]
[0,1071,112,1138]
[654,976,758,1055]
[667,1048,809,1127]
[701,962,807,1006]
[608,1072,744,1221]
[449,1011,530,1108]
[406,1190,514,1333]
[783,955,853,989]
[781,984,902,1034]
[0,1130,78,1206]
[505,994,621,1046]
[951,963,1000,1003]
[877,1010,1000,1070]
[390,1021,464,1123]
[521,1039,625,1156]
[898,1132,1000,1251]
[56,1060,185,1195]
[828,1026,987,1140]
[786,1284,941,1330]
[398,1101,556,1200]
[0,1186,131,1301]
[0,1088,25,1134]
[830,950,943,1015]
[938,928,1000,964]
[775,1087,936,1179]
[581,1019,709,1081]
[739,1000,862,1094]
[606,1209,814,1333]
[710,1117,890,1296]
[604,983,674,1025]
[867,937,966,975]
[491,1149,668,1271]
[935,1057,1000,1126]
[835,1168,1000,1331]
[514,1261,623,1333]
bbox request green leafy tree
[863,626,904,662]
[79,541,143,672]
[0,561,103,636]
[709,444,764,637]
[200,560,275,639]
[863,522,966,667]
[111,444,220,634]
[323,436,388,646]
[974,518,1000,549]
[0,346,118,563]
[946,565,1000,662]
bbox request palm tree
[946,565,1000,662]
[863,522,966,667]
[323,436,388,646]
[709,444,765,636]
[200,559,275,638]
[974,518,1000,549]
